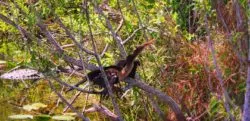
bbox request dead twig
[54,77,100,94]
[63,91,82,113]
[57,66,85,78]
[122,27,143,44]
[84,104,119,120]
[100,44,109,57]
[115,18,124,34]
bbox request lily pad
[8,114,33,120]
[52,115,75,121]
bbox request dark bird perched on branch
[66,40,154,97]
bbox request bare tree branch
[48,79,89,121]
[78,52,91,113]
[215,0,246,64]
[93,2,127,58]
[242,1,250,121]
[63,91,82,113]
[116,0,126,32]
[115,18,124,34]
[204,4,235,121]
[36,17,98,70]
[0,1,9,6]
[148,94,166,121]
[36,22,64,53]
[84,104,119,120]
[100,44,109,57]
[56,17,95,55]
[122,27,143,44]
[131,0,149,41]
[54,77,100,94]
[124,78,186,121]
[0,13,32,41]
[1,1,186,121]
[233,0,243,29]
[84,1,123,120]
[10,1,99,71]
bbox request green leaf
[52,115,75,121]
[8,114,33,120]
[34,115,51,121]
[238,82,246,92]
[209,100,219,115]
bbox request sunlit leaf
[8,114,33,120]
[0,60,6,64]
[63,113,77,116]
[23,105,34,111]
[23,103,47,111]
[52,115,75,121]
[32,103,47,108]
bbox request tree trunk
[242,2,250,121]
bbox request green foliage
[170,0,195,31]
[208,95,226,119]
[0,0,247,120]
[34,115,51,121]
